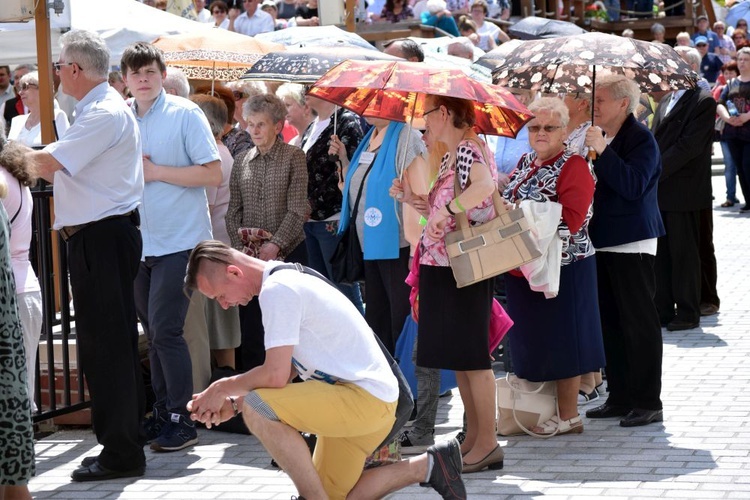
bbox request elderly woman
[583,74,665,428]
[0,161,35,500]
[210,0,230,28]
[411,95,500,472]
[8,71,69,146]
[502,98,604,436]
[330,117,426,356]
[276,83,314,148]
[718,47,750,214]
[226,94,309,371]
[302,96,364,312]
[0,127,42,417]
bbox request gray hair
[14,64,37,74]
[226,80,266,98]
[190,94,228,139]
[528,97,570,128]
[738,47,750,59]
[596,74,641,115]
[164,67,190,98]
[60,30,110,80]
[674,46,701,71]
[566,92,591,114]
[276,83,306,107]
[651,23,665,35]
[19,71,39,88]
[243,94,286,124]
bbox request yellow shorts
[250,380,397,499]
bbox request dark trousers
[363,246,411,356]
[134,250,192,415]
[237,242,308,371]
[655,210,701,324]
[725,138,750,206]
[699,207,720,308]
[68,214,145,471]
[596,252,663,411]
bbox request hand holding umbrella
[584,125,607,156]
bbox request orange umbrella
[308,60,531,137]
[152,29,284,81]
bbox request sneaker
[455,431,466,444]
[144,407,168,443]
[400,430,434,455]
[577,388,600,405]
[150,413,198,452]
[419,439,466,499]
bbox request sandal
[721,200,735,208]
[532,415,584,436]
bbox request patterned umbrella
[307,60,531,137]
[152,30,283,81]
[479,32,698,94]
[241,47,401,84]
[255,26,376,51]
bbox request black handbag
[329,159,376,284]
[270,263,415,451]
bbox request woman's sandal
[531,415,584,436]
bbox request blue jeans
[724,138,750,206]
[134,250,193,416]
[304,220,364,315]
[604,0,620,20]
[720,141,740,202]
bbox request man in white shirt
[186,240,466,500]
[229,0,274,36]
[0,66,14,110]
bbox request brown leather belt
[59,210,138,242]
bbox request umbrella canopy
[241,47,401,84]
[307,60,532,137]
[152,29,283,81]
[725,2,750,30]
[421,51,492,83]
[255,26,376,51]
[480,32,698,94]
[508,16,587,40]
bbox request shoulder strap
[452,137,507,231]
[349,156,377,221]
[9,179,22,224]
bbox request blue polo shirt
[692,30,720,52]
[132,90,220,258]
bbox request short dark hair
[722,61,739,74]
[120,42,167,75]
[210,0,228,12]
[185,240,234,292]
[384,38,425,62]
[430,96,476,129]
[0,66,9,75]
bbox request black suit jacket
[651,89,715,212]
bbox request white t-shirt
[259,262,399,403]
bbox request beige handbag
[496,373,559,438]
[445,187,542,288]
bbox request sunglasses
[19,83,38,91]
[528,125,563,134]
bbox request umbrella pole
[399,107,415,182]
[333,105,338,136]
[587,65,597,162]
[211,60,216,94]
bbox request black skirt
[416,265,493,371]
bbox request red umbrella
[307,59,532,137]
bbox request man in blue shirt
[694,36,723,85]
[121,41,221,453]
[692,15,720,53]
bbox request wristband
[445,201,456,216]
[228,396,239,416]
[453,197,465,212]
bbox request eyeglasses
[528,125,563,134]
[19,83,38,91]
[423,106,441,117]
[213,9,225,14]
[232,90,246,101]
[53,61,80,71]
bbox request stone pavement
[29,176,750,499]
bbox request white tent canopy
[0,0,211,67]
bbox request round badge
[364,207,383,227]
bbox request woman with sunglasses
[502,97,603,437]
[8,71,69,147]
[210,0,230,29]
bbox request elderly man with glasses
[27,29,147,482]
[228,0,274,36]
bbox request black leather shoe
[71,460,145,482]
[80,456,98,468]
[586,402,630,419]
[700,303,720,316]
[666,319,699,331]
[620,408,663,427]
[420,439,466,499]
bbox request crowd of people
[0,4,737,499]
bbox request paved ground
[29,175,750,499]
